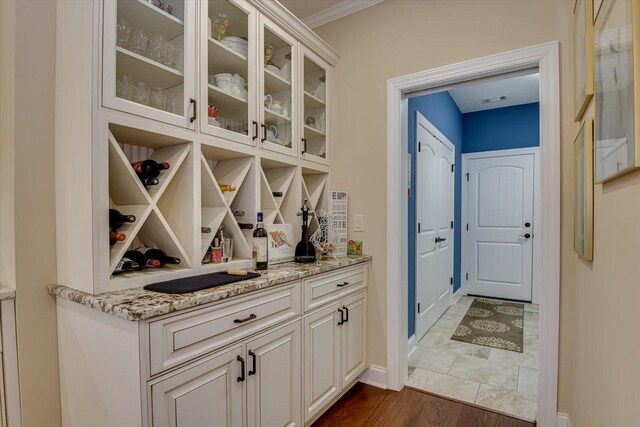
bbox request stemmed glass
[213,13,229,42]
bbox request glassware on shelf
[116,18,131,48]
[130,27,149,54]
[117,74,134,101]
[264,44,273,66]
[151,0,173,15]
[213,13,229,42]
[133,81,150,105]
[162,40,178,69]
[147,33,167,63]
[149,86,166,110]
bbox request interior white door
[415,114,454,341]
[465,153,535,301]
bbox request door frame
[461,147,541,304]
[386,42,560,427]
[414,112,456,340]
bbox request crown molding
[303,0,386,29]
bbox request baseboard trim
[408,334,417,357]
[556,413,571,427]
[358,365,387,389]
[451,287,462,305]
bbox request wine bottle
[109,209,136,231]
[233,210,245,217]
[113,257,139,274]
[136,247,181,265]
[131,159,170,182]
[272,191,283,197]
[219,184,236,192]
[201,226,212,234]
[124,250,161,269]
[253,212,268,270]
[110,231,126,243]
[238,223,254,230]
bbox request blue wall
[408,99,539,338]
[408,92,463,338]
[462,103,540,153]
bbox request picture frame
[574,118,594,261]
[594,0,640,182]
[574,0,594,122]
[265,223,295,264]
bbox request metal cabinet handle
[338,308,344,325]
[301,138,307,154]
[237,355,245,382]
[336,281,349,287]
[435,237,447,243]
[234,313,257,324]
[248,350,257,376]
[252,121,258,141]
[261,123,267,143]
[520,233,532,239]
[343,306,349,322]
[189,98,196,123]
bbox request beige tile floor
[407,295,540,422]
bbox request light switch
[354,214,364,232]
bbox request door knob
[520,233,531,239]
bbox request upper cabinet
[300,47,330,165]
[103,0,197,129]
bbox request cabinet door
[340,292,367,386]
[303,303,341,423]
[246,322,301,427]
[150,344,244,427]
[200,0,258,145]
[103,0,197,129]
[258,16,299,158]
[300,47,330,166]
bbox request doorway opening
[408,70,541,421]
[385,43,560,427]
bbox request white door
[150,344,244,427]
[303,303,341,423]
[340,292,367,386]
[246,322,301,427]
[415,113,455,341]
[464,152,535,301]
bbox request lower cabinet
[150,321,301,427]
[303,291,367,423]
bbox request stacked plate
[221,36,248,58]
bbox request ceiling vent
[481,95,508,104]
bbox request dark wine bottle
[201,226,212,233]
[238,223,254,230]
[113,257,139,274]
[124,250,161,269]
[137,247,181,265]
[143,177,160,187]
[109,209,136,231]
[110,231,126,243]
[131,159,170,182]
[272,191,283,197]
[253,212,268,270]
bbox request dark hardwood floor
[312,383,536,427]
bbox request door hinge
[450,277,453,285]
[418,142,421,152]
[466,273,469,280]
[417,303,421,312]
[418,223,421,233]
[466,172,469,181]
[450,220,453,228]
[451,164,455,173]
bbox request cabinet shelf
[208,84,248,119]
[304,125,325,139]
[208,37,248,77]
[265,108,291,123]
[264,68,291,92]
[116,46,184,89]
[118,0,184,40]
[304,91,325,109]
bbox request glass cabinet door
[103,0,196,129]
[300,47,330,165]
[259,16,298,157]
[201,0,257,145]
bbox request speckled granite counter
[48,255,371,321]
[0,284,16,300]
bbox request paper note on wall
[331,191,348,256]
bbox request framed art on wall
[574,0,594,122]
[574,118,594,261]
[594,0,640,182]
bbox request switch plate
[354,214,364,232]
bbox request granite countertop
[48,255,371,321]
[0,284,16,300]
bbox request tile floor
[407,295,540,421]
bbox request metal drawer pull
[343,306,349,322]
[234,313,257,324]
[189,98,196,123]
[237,355,245,382]
[337,281,349,287]
[248,350,257,376]
[338,308,344,325]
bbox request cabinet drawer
[303,265,367,312]
[148,281,301,376]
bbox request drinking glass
[213,13,229,42]
[149,87,166,110]
[130,28,149,55]
[147,33,167,63]
[162,41,177,68]
[133,81,150,105]
[117,74,134,100]
[116,18,131,48]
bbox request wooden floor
[312,383,536,427]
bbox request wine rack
[260,158,298,229]
[302,168,329,235]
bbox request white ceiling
[448,72,540,114]
[279,0,385,28]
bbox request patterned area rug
[451,298,524,353]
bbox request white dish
[266,64,280,74]
[267,137,283,145]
